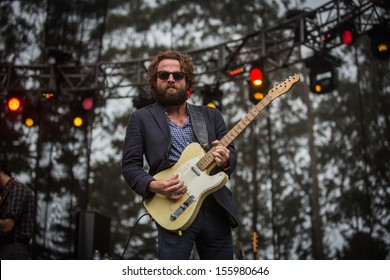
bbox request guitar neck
[195,74,300,172]
[220,95,272,148]
[196,95,273,171]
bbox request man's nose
[167,73,175,81]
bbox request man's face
[154,59,188,106]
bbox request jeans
[157,195,233,260]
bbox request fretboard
[196,95,273,171]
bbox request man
[122,50,239,259]
[0,153,35,259]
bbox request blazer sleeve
[121,109,155,198]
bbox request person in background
[0,152,35,259]
[122,50,239,259]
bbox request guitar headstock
[267,74,300,100]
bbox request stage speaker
[75,211,111,259]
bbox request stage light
[368,24,390,60]
[206,100,221,109]
[73,116,83,127]
[310,70,338,94]
[321,28,337,44]
[229,67,245,76]
[21,98,41,127]
[82,97,94,111]
[248,63,269,104]
[249,67,263,86]
[340,21,356,46]
[23,111,39,127]
[306,54,340,94]
[341,29,353,45]
[202,84,223,111]
[320,20,356,47]
[7,97,22,112]
[24,117,35,127]
[79,90,96,111]
[71,111,89,128]
[248,80,268,103]
[71,110,88,128]
[42,92,55,100]
[6,91,25,115]
[70,91,98,128]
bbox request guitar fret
[249,111,257,118]
[220,137,228,144]
[197,149,214,170]
[226,134,233,141]
[246,114,254,121]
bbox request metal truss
[0,0,388,99]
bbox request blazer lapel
[188,103,209,149]
[149,102,170,142]
[149,103,174,173]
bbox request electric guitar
[144,74,301,231]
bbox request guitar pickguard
[143,143,228,231]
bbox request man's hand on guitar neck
[211,140,230,169]
[147,174,188,201]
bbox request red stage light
[82,97,94,111]
[7,97,22,112]
[249,68,263,86]
[341,29,353,45]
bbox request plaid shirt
[167,117,197,163]
[0,178,34,244]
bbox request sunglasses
[156,71,186,81]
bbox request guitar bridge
[170,195,195,221]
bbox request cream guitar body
[143,142,228,231]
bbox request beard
[154,85,188,106]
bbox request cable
[121,212,151,259]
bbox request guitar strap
[187,103,209,150]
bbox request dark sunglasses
[156,71,186,81]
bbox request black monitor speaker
[75,211,111,259]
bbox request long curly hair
[147,50,196,97]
